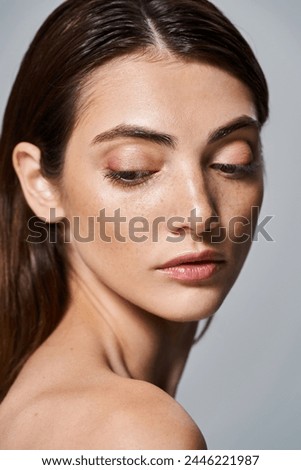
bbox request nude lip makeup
[157,251,225,282]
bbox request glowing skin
[61,56,262,323]
[0,55,263,450]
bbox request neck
[61,269,198,397]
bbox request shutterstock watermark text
[27,207,274,244]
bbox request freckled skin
[0,56,263,449]
[62,57,263,321]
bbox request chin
[163,299,226,323]
[137,285,231,323]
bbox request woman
[0,0,268,449]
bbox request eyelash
[104,170,157,187]
[104,162,261,188]
[210,161,261,177]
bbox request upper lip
[158,250,225,269]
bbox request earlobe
[12,142,65,221]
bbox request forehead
[73,54,256,144]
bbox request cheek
[217,181,263,260]
[62,179,157,277]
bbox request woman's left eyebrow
[90,124,177,149]
[208,115,260,144]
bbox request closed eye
[104,170,157,187]
[210,162,262,177]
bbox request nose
[168,168,220,237]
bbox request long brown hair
[0,0,269,401]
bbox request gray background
[0,0,300,450]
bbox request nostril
[168,225,186,235]
[204,215,220,232]
[186,208,219,234]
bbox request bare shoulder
[0,376,206,450]
[89,377,207,450]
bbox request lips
[158,250,225,269]
[157,250,225,282]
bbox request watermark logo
[27,207,275,244]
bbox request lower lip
[158,262,223,282]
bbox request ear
[12,142,65,222]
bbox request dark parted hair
[0,0,269,401]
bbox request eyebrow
[90,115,260,149]
[90,124,177,149]
[208,115,260,144]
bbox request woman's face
[60,55,263,321]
